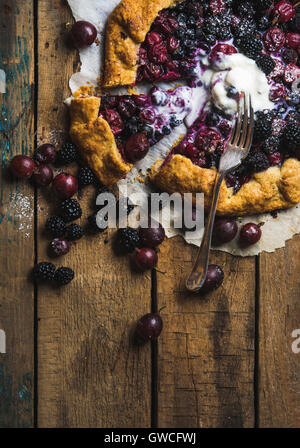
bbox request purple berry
[70,21,97,48]
[240,223,262,246]
[32,164,53,186]
[200,265,224,294]
[52,173,78,199]
[10,155,35,179]
[213,218,238,245]
[139,223,165,248]
[136,313,163,341]
[35,144,57,164]
[50,238,70,256]
[134,248,158,271]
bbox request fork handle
[186,172,225,292]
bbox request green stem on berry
[154,267,166,274]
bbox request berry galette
[70,0,300,215]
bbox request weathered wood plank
[0,0,35,428]
[258,236,300,428]
[37,0,151,427]
[156,238,255,428]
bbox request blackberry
[123,119,139,137]
[254,118,272,142]
[88,211,108,232]
[183,38,197,51]
[56,142,78,165]
[78,167,95,187]
[54,267,74,285]
[218,11,232,28]
[282,123,300,151]
[286,110,300,124]
[244,151,270,172]
[286,93,300,108]
[117,227,141,253]
[204,33,217,45]
[203,16,218,35]
[174,47,186,60]
[216,26,232,40]
[195,28,206,40]
[59,198,82,222]
[175,1,185,12]
[256,15,270,31]
[276,104,288,116]
[46,216,66,237]
[238,36,263,59]
[234,1,255,18]
[256,110,273,122]
[33,262,56,281]
[232,18,256,38]
[65,224,84,241]
[262,136,280,154]
[256,55,276,75]
[162,125,171,135]
[187,16,196,27]
[254,0,273,10]
[174,27,185,40]
[205,112,219,127]
[177,13,187,28]
[184,28,196,40]
[170,115,183,128]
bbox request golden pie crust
[69,97,300,214]
[69,96,132,187]
[150,155,300,216]
[103,0,180,87]
[69,0,300,215]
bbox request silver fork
[186,93,254,293]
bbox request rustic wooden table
[0,0,300,429]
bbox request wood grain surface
[156,239,255,428]
[0,0,35,428]
[0,0,299,428]
[36,0,151,428]
[258,237,300,428]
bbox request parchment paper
[66,0,300,256]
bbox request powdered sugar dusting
[5,191,34,234]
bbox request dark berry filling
[137,2,205,83]
[135,0,300,192]
[99,86,193,163]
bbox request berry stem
[158,305,167,314]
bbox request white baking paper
[66,0,300,256]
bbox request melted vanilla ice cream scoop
[205,53,275,115]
